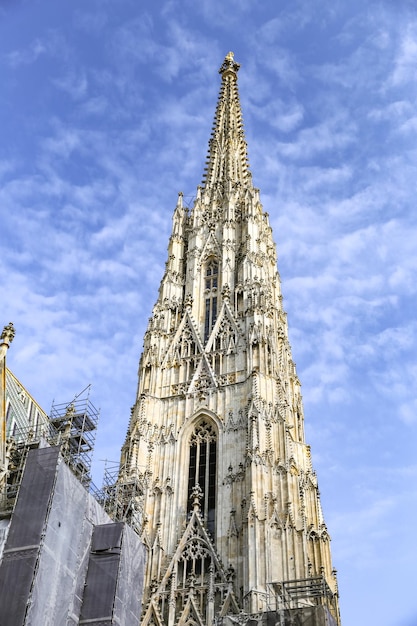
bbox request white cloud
[368,99,412,122]
[250,98,304,133]
[2,4,417,625]
[399,398,417,425]
[275,115,357,160]
[41,125,83,159]
[79,96,108,116]
[389,21,417,87]
[53,71,89,100]
[5,38,46,67]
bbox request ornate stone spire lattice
[202,52,251,192]
[118,53,341,626]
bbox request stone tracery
[120,52,340,626]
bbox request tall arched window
[187,420,217,535]
[204,259,218,343]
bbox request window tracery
[187,420,217,536]
[204,260,218,342]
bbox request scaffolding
[218,577,339,626]
[1,378,145,538]
[0,386,99,516]
[49,385,99,488]
[0,425,49,515]
[267,576,340,625]
[97,461,145,535]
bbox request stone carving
[0,322,15,344]
[121,52,340,626]
[223,463,245,485]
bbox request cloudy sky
[1,1,417,624]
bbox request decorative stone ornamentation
[119,53,340,626]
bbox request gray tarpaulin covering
[0,518,9,561]
[0,446,60,626]
[0,445,144,626]
[113,523,145,625]
[80,523,124,624]
[25,453,109,625]
[70,496,115,625]
[80,522,145,625]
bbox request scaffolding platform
[49,386,99,487]
[96,462,145,535]
[1,386,99,515]
[267,576,340,625]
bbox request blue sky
[1,1,417,624]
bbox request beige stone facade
[120,53,340,626]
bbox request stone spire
[202,52,251,192]
[119,54,341,626]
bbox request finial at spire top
[219,51,240,76]
[0,322,15,359]
[0,322,15,345]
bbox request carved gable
[205,302,242,355]
[163,311,204,368]
[199,230,222,264]
[142,509,241,626]
[188,354,217,394]
[121,52,341,626]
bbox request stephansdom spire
[202,52,251,191]
[119,54,341,626]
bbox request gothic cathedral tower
[120,53,340,626]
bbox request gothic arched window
[204,259,218,342]
[187,420,217,535]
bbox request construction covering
[221,607,337,626]
[80,522,144,625]
[0,446,60,625]
[0,445,144,625]
[0,518,9,561]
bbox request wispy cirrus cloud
[1,3,417,625]
[53,70,89,100]
[388,20,417,87]
[4,38,46,67]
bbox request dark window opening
[187,420,217,536]
[204,260,218,342]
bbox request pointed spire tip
[219,51,240,76]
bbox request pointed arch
[163,311,204,368]
[176,594,206,626]
[203,257,219,343]
[187,418,217,537]
[205,300,241,353]
[176,411,221,540]
[199,231,222,263]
